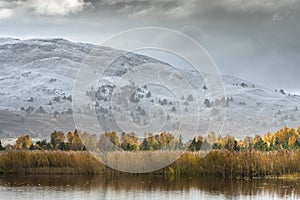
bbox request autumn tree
[189,137,203,151]
[16,134,32,149]
[105,131,120,146]
[158,132,175,149]
[120,132,139,151]
[80,132,98,151]
[223,135,239,151]
[50,130,66,150]
[253,135,267,151]
[140,133,160,151]
[35,139,49,150]
[241,136,253,151]
[66,130,85,151]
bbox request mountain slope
[0,38,299,139]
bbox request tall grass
[0,151,105,174]
[1,150,300,178]
[168,150,300,178]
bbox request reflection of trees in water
[0,175,299,198]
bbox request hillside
[0,37,299,139]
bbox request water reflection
[0,174,299,200]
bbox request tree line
[1,126,300,152]
[1,130,86,151]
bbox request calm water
[0,174,299,200]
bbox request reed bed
[168,150,300,178]
[0,151,105,174]
[1,150,300,178]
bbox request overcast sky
[0,0,299,94]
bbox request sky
[0,0,300,94]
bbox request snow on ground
[0,37,299,139]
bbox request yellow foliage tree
[16,134,32,149]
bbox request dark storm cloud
[0,0,300,92]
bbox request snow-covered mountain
[0,38,299,139]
